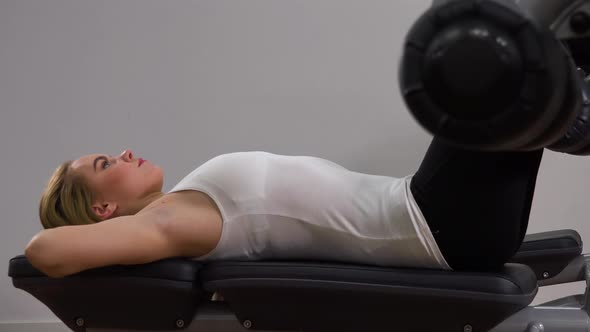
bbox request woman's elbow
[24,235,68,278]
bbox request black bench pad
[201,261,538,331]
[512,229,583,280]
[9,255,204,331]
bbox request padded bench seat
[9,257,537,332]
[9,257,205,331]
[202,261,537,331]
[513,229,583,280]
[12,230,583,331]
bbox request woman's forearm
[24,214,184,278]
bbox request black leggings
[410,137,544,272]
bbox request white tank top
[169,152,451,270]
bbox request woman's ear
[92,202,118,220]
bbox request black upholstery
[10,230,581,332]
[201,261,537,331]
[9,255,201,281]
[519,229,582,252]
[9,256,204,332]
[202,261,537,295]
[511,229,583,280]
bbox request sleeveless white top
[169,152,451,270]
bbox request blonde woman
[27,138,543,277]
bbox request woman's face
[71,149,164,217]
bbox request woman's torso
[164,151,450,269]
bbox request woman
[26,138,543,277]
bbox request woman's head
[39,149,164,229]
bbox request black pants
[410,138,544,272]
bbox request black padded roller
[400,0,575,151]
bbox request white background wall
[1,0,589,328]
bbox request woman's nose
[119,149,134,162]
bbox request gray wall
[1,0,588,326]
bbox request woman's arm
[25,214,179,278]
[26,192,222,278]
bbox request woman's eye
[102,160,111,169]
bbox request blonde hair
[39,161,101,229]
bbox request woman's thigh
[410,138,544,271]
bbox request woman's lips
[138,158,145,167]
